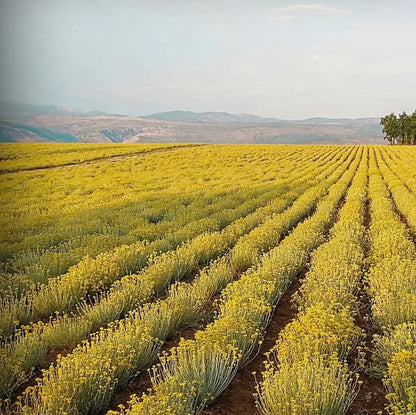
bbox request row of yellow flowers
[104,148,362,415]
[255,148,368,415]
[0,144,348,342]
[1,145,306,281]
[0,184,295,399]
[4,144,333,278]
[9,258,234,414]
[4,184,281,287]
[380,148,416,195]
[4,144,315,276]
[229,147,351,272]
[0,148,358,411]
[1,144,314,262]
[0,147,344,400]
[1,145,332,336]
[376,147,416,236]
[368,149,416,414]
[0,143,190,173]
[0,180,298,337]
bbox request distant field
[0,143,195,172]
[0,144,415,415]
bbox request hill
[148,110,283,124]
[0,103,384,144]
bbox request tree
[380,113,399,145]
[380,111,416,145]
[409,112,416,145]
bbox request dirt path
[346,170,387,415]
[1,144,200,174]
[347,290,387,414]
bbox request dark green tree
[380,113,399,145]
[409,112,416,145]
[380,111,416,145]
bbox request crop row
[0,181,321,397]
[1,145,304,264]
[3,144,315,271]
[0,186,296,342]
[1,146,338,335]
[4,185,276,287]
[107,147,362,415]
[256,148,368,415]
[0,145,349,339]
[380,148,416,195]
[0,181,298,336]
[1,145,335,289]
[11,259,234,414]
[11,144,335,282]
[0,148,358,413]
[0,145,312,232]
[387,146,416,180]
[0,146,260,259]
[376,148,416,236]
[367,150,416,414]
[0,143,193,173]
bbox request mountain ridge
[147,110,379,125]
[0,103,384,144]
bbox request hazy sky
[0,0,415,118]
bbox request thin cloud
[270,4,348,20]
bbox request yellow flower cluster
[0,179,285,335]
[1,144,332,338]
[376,147,416,235]
[230,147,353,272]
[0,143,187,172]
[367,148,416,414]
[113,147,361,415]
[14,258,235,414]
[0,146,347,400]
[256,149,368,415]
[380,147,416,195]
[386,349,416,414]
[6,149,349,410]
[0,185,287,336]
[0,196,272,399]
[3,144,414,414]
[257,354,359,415]
[1,144,313,266]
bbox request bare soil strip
[108,327,200,412]
[201,275,304,415]
[347,291,387,414]
[107,268,243,412]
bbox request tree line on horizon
[380,111,416,145]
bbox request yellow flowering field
[0,144,415,415]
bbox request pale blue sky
[0,0,415,118]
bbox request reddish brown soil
[347,190,387,414]
[347,373,386,415]
[46,347,70,364]
[107,327,199,412]
[107,268,241,412]
[201,276,304,415]
[106,191,351,414]
[363,197,371,229]
[347,292,387,414]
[6,348,70,406]
[335,198,346,213]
